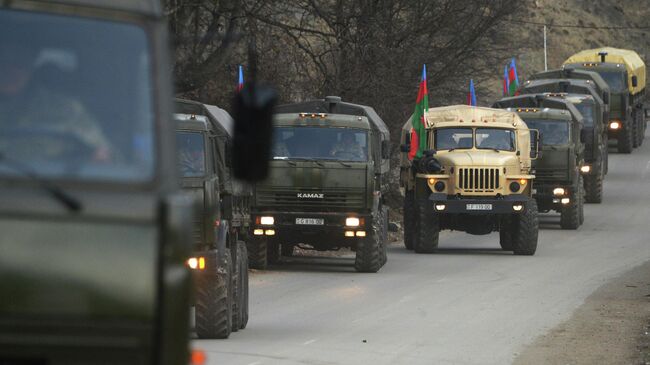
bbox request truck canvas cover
[564,47,646,95]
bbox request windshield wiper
[0,152,82,212]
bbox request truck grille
[192,218,203,245]
[534,168,567,182]
[256,187,365,210]
[457,168,500,192]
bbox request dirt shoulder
[514,260,650,365]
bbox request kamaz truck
[400,106,539,255]
[0,1,194,363]
[174,99,250,339]
[493,95,586,229]
[519,80,608,203]
[248,96,391,273]
[563,47,647,153]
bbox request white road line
[303,339,317,345]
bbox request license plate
[466,204,493,211]
[295,218,324,225]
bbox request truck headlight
[434,181,446,192]
[345,217,360,227]
[609,120,621,130]
[509,182,521,192]
[553,187,565,196]
[580,165,591,173]
[187,257,206,270]
[260,216,274,225]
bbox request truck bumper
[428,193,530,214]
[533,184,574,211]
[252,211,371,241]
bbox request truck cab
[493,95,586,230]
[400,105,539,255]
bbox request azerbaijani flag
[507,58,519,96]
[237,65,244,92]
[467,79,477,106]
[408,64,429,161]
[503,65,509,96]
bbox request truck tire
[267,241,280,264]
[281,243,294,257]
[239,242,249,329]
[403,190,416,250]
[632,113,639,148]
[603,135,609,175]
[512,200,538,256]
[195,250,232,339]
[499,216,514,251]
[380,206,389,266]
[414,198,439,253]
[579,180,585,225]
[231,241,248,332]
[247,238,267,270]
[354,213,384,273]
[584,171,603,204]
[636,109,645,146]
[617,121,634,153]
[560,181,582,230]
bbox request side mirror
[381,140,391,159]
[632,75,638,88]
[529,129,540,159]
[231,84,278,182]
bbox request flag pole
[543,25,548,71]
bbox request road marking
[303,339,317,345]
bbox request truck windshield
[475,128,516,151]
[272,127,368,162]
[598,71,627,91]
[435,128,473,150]
[0,9,155,183]
[574,102,595,127]
[176,132,206,177]
[524,120,570,146]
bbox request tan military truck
[400,105,539,255]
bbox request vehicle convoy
[399,105,540,255]
[518,79,608,203]
[563,47,647,153]
[174,99,250,339]
[0,1,194,363]
[248,96,391,273]
[493,95,586,229]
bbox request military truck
[174,99,250,339]
[248,96,391,273]
[518,80,608,203]
[563,47,647,153]
[493,95,586,229]
[0,1,194,363]
[400,106,539,255]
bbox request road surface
[196,131,650,365]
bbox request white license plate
[295,218,324,225]
[466,204,493,211]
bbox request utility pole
[544,25,548,71]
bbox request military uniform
[330,141,365,160]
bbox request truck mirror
[381,140,391,159]
[231,83,278,182]
[632,75,638,88]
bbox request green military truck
[518,80,608,203]
[400,106,540,255]
[174,99,250,339]
[0,1,194,364]
[493,95,586,229]
[564,47,647,153]
[248,96,391,273]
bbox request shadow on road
[266,255,358,274]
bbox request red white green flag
[408,64,429,160]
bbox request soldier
[0,40,111,162]
[479,130,513,150]
[330,132,365,160]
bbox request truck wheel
[267,241,280,264]
[195,250,232,339]
[380,206,389,266]
[354,213,384,273]
[414,198,439,253]
[247,238,267,270]
[403,190,416,250]
[512,200,538,256]
[617,122,634,153]
[603,135,609,175]
[584,170,603,204]
[231,241,248,332]
[637,109,645,146]
[632,113,640,148]
[499,216,514,251]
[579,181,585,225]
[281,243,294,257]
[560,182,582,230]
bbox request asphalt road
[196,130,650,365]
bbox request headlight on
[509,181,521,192]
[609,121,621,130]
[553,187,565,196]
[260,216,274,225]
[345,217,360,227]
[580,165,591,173]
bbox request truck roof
[520,79,604,105]
[13,0,163,17]
[273,112,371,129]
[492,95,584,125]
[529,68,610,102]
[175,99,234,139]
[275,96,389,137]
[563,47,646,95]
[174,113,210,131]
[419,105,528,130]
